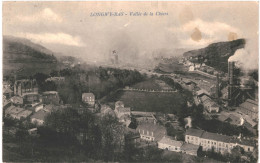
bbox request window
[248,148,250,151]
[187,136,189,139]
[208,141,210,144]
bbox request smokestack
[228,61,235,106]
[228,61,235,85]
[216,74,220,98]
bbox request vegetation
[117,90,187,114]
[197,146,257,163]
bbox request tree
[197,146,204,157]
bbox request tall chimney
[228,61,235,106]
[228,61,235,85]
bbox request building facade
[158,136,183,152]
[82,93,95,106]
[42,91,60,105]
[136,122,166,142]
[185,128,255,153]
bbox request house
[237,99,258,120]
[10,96,23,106]
[225,114,243,126]
[185,128,255,154]
[15,110,32,120]
[34,103,44,112]
[136,122,166,142]
[158,136,183,152]
[23,93,40,104]
[42,91,60,105]
[31,109,49,125]
[200,95,219,113]
[181,143,200,156]
[5,105,32,120]
[3,87,13,99]
[45,77,65,83]
[82,93,95,106]
[3,96,11,110]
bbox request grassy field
[115,90,186,114]
[131,79,162,90]
[155,62,188,73]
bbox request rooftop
[3,87,13,94]
[158,136,183,147]
[31,109,49,121]
[239,99,258,113]
[181,143,200,151]
[10,96,23,104]
[185,128,204,137]
[5,106,24,115]
[43,91,58,95]
[201,132,231,143]
[82,93,95,99]
[17,110,32,118]
[136,122,166,141]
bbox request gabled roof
[3,87,13,94]
[185,128,204,137]
[181,143,200,151]
[201,132,231,143]
[136,122,166,141]
[218,114,229,122]
[5,106,24,115]
[227,114,241,125]
[82,93,95,99]
[31,109,49,121]
[10,96,23,104]
[239,99,258,113]
[158,136,183,147]
[17,110,32,118]
[197,90,209,96]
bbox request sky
[3,1,259,69]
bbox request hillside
[3,36,58,77]
[183,39,246,72]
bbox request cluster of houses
[181,57,223,77]
[134,120,255,156]
[3,79,63,125]
[3,77,257,159]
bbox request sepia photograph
[2,1,259,162]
